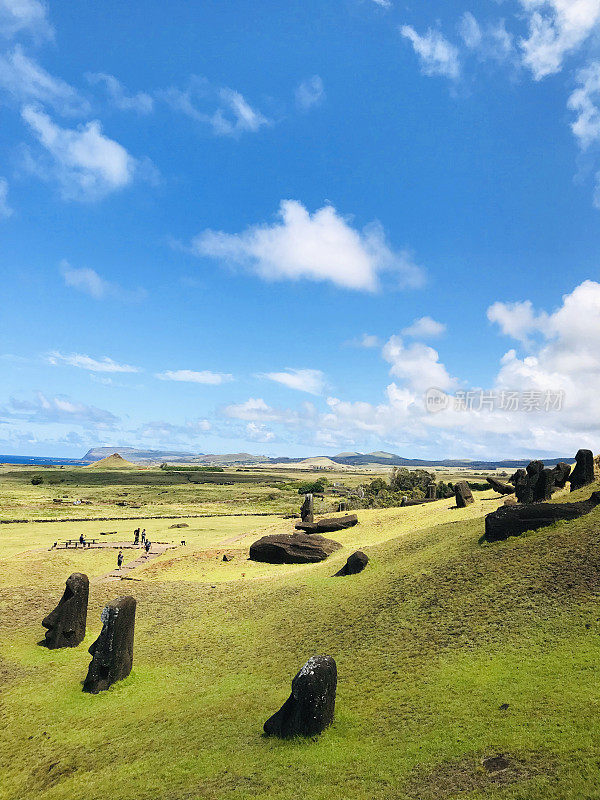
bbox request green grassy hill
[1,486,599,799]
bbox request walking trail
[96,542,178,583]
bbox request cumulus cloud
[0,0,52,39]
[402,316,446,338]
[161,78,269,137]
[86,72,154,114]
[60,260,145,301]
[568,60,600,148]
[382,336,457,393]
[246,422,275,442]
[518,0,600,80]
[0,176,11,217]
[192,199,425,292]
[259,368,326,395]
[400,25,460,80]
[155,369,234,385]
[295,75,325,110]
[47,351,140,373]
[22,105,138,200]
[6,392,118,426]
[487,298,549,343]
[0,46,88,114]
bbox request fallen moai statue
[41,572,89,649]
[263,655,337,738]
[570,449,595,491]
[83,596,136,693]
[334,550,368,577]
[295,514,358,533]
[486,477,515,495]
[249,533,342,564]
[454,481,474,508]
[484,490,600,542]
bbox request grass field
[1,468,599,800]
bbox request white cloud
[0,0,52,39]
[192,199,425,292]
[568,60,600,147]
[295,75,325,110]
[400,25,460,80]
[22,105,137,200]
[0,46,88,114]
[6,392,118,426]
[349,333,380,348]
[371,0,392,8]
[402,316,446,338]
[260,368,326,395]
[246,422,275,442]
[86,72,154,114]
[59,260,144,301]
[0,176,12,217]
[155,369,234,385]
[382,336,457,393]
[518,0,600,80]
[458,12,514,62]
[487,298,549,343]
[47,351,140,373]
[161,79,269,137]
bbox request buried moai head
[454,481,474,508]
[263,655,337,738]
[300,493,314,523]
[570,449,595,492]
[41,572,89,649]
[82,595,136,694]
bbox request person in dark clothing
[141,530,146,545]
[79,533,85,545]
[134,530,139,545]
[117,550,124,569]
[144,540,151,555]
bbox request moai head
[300,493,314,523]
[41,573,89,649]
[83,596,136,694]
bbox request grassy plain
[1,466,599,800]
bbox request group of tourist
[116,528,152,569]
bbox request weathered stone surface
[486,477,515,495]
[484,490,600,542]
[426,483,436,500]
[300,493,314,523]
[334,550,368,577]
[263,655,337,738]
[83,596,136,694]
[249,533,342,564]
[454,481,474,507]
[41,572,89,649]
[552,462,571,489]
[570,449,595,491]
[513,461,557,503]
[295,514,358,534]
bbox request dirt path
[96,542,178,582]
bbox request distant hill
[84,453,138,470]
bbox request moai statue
[263,655,337,738]
[426,483,436,500]
[454,481,474,508]
[41,573,89,649]
[570,449,595,491]
[83,596,136,694]
[300,493,314,523]
[337,501,348,513]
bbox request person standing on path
[144,539,151,556]
[117,550,124,569]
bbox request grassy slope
[0,487,599,799]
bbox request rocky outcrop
[295,514,358,534]
[484,491,600,542]
[249,533,342,564]
[263,655,337,738]
[334,550,368,576]
[454,481,474,507]
[41,572,89,649]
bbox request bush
[31,476,43,485]
[297,480,326,496]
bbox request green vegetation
[0,467,599,799]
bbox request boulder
[41,572,89,649]
[570,449,595,491]
[300,493,314,523]
[83,596,136,694]
[486,477,515,495]
[484,490,600,542]
[334,550,368,577]
[454,481,474,508]
[263,655,337,738]
[295,514,358,534]
[249,533,342,564]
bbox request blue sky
[2,0,600,460]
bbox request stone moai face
[263,655,337,738]
[83,595,136,694]
[570,449,594,491]
[454,481,474,507]
[300,493,314,523]
[41,572,89,649]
